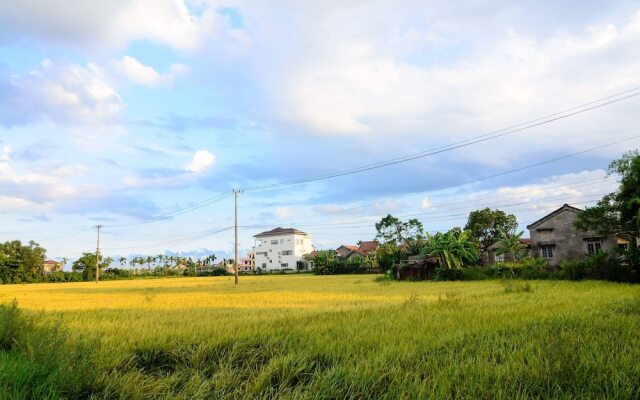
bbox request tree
[464,208,518,251]
[422,230,480,269]
[576,150,640,237]
[310,250,339,275]
[375,214,424,245]
[72,253,112,281]
[0,240,47,283]
[374,215,425,268]
[494,229,528,262]
[576,150,640,269]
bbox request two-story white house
[252,228,314,271]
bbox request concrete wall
[528,208,617,267]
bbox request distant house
[237,253,255,273]
[253,227,314,271]
[336,245,359,259]
[526,204,621,267]
[42,260,62,274]
[336,241,379,260]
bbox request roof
[43,260,60,264]
[357,241,379,253]
[526,204,583,230]
[338,245,359,251]
[254,227,309,238]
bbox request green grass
[0,275,639,399]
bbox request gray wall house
[526,204,618,267]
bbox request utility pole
[95,225,102,283]
[233,189,242,285]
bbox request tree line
[0,244,223,284]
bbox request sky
[1,0,640,263]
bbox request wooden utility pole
[95,225,102,283]
[233,189,242,285]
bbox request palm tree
[495,229,528,262]
[423,230,480,269]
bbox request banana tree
[422,230,480,269]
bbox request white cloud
[0,0,225,51]
[247,4,640,164]
[0,59,123,127]
[421,196,431,209]
[185,150,216,174]
[0,145,11,163]
[275,206,294,220]
[113,56,187,86]
[0,144,87,210]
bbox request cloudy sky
[1,0,639,261]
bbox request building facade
[526,204,619,267]
[252,228,314,271]
[42,260,62,274]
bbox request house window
[587,240,602,255]
[282,250,292,255]
[261,263,266,268]
[540,245,554,258]
[271,239,278,245]
[281,263,288,268]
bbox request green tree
[310,250,339,275]
[575,150,640,269]
[0,240,46,283]
[464,208,518,251]
[72,253,112,281]
[576,150,640,237]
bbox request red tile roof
[357,241,379,253]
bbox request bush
[434,267,464,281]
[560,260,589,281]
[460,267,489,281]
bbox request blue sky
[1,0,639,262]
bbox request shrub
[434,267,463,281]
[560,260,589,281]
[460,267,489,281]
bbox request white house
[252,227,314,271]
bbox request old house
[42,260,62,274]
[526,204,619,267]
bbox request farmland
[1,275,639,399]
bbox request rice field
[1,275,639,399]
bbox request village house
[252,228,314,271]
[336,241,379,260]
[526,204,622,267]
[42,259,62,274]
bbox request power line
[103,192,232,228]
[266,134,634,225]
[101,226,233,252]
[244,87,640,191]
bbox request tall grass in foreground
[0,276,639,399]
